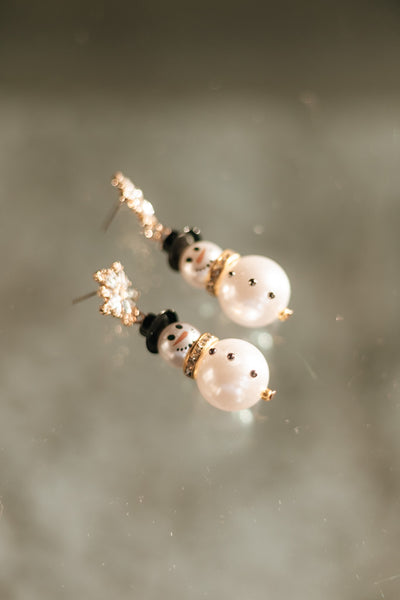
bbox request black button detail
[227,353,235,360]
[249,278,257,286]
[268,292,276,299]
[209,348,216,355]
[250,370,258,378]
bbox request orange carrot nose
[173,331,188,346]
[196,248,206,264]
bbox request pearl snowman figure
[217,254,291,327]
[179,241,223,289]
[181,243,291,327]
[157,321,201,368]
[195,338,270,411]
[110,172,293,328]
[86,262,276,412]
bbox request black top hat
[139,309,179,353]
[162,226,202,271]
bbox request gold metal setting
[93,261,144,326]
[109,172,171,243]
[206,249,240,296]
[278,308,294,322]
[183,332,219,379]
[261,388,276,402]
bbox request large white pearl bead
[218,255,291,327]
[158,322,200,369]
[179,241,223,289]
[195,338,269,411]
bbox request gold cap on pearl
[261,388,276,402]
[278,308,294,321]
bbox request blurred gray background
[0,1,399,598]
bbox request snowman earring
[105,172,293,328]
[77,261,276,412]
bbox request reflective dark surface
[1,1,400,598]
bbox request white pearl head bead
[179,241,223,289]
[217,255,291,327]
[158,322,200,369]
[195,338,270,411]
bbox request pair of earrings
[106,172,293,328]
[78,173,293,412]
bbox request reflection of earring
[106,172,293,328]
[76,261,276,412]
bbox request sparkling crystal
[94,262,141,326]
[133,188,144,200]
[141,200,155,216]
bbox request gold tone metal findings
[93,261,144,326]
[278,308,294,322]
[183,332,219,379]
[261,388,276,402]
[110,172,171,243]
[205,249,240,296]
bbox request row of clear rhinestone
[205,249,240,296]
[183,332,219,379]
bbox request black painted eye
[167,334,175,341]
[176,324,183,329]
[249,278,257,286]
[227,353,235,360]
[186,257,193,262]
[209,347,216,355]
[268,291,276,299]
[250,370,258,378]
[193,247,200,251]
[228,271,235,277]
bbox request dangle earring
[76,261,276,412]
[105,172,293,328]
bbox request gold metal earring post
[102,198,124,232]
[72,290,98,305]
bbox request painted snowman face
[179,241,222,289]
[157,322,201,369]
[195,338,269,411]
[218,255,291,327]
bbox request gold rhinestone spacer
[278,308,294,322]
[261,388,276,402]
[206,249,240,296]
[183,332,219,379]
